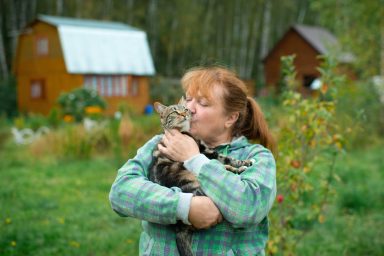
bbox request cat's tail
[175,228,194,256]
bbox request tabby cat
[150,97,254,256]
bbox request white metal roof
[38,15,155,75]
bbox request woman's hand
[158,129,200,162]
[188,196,223,229]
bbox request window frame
[35,36,49,56]
[30,79,46,100]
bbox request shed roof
[36,14,155,75]
[264,24,354,63]
[293,24,338,55]
[294,24,355,63]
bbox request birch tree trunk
[0,18,9,79]
[76,0,82,17]
[381,12,384,77]
[147,0,158,60]
[245,4,262,80]
[238,0,250,78]
[225,2,234,65]
[166,18,178,76]
[56,0,63,15]
[103,0,113,19]
[258,0,271,82]
[297,0,307,24]
[7,0,18,63]
[126,0,135,24]
[216,3,225,61]
[200,0,214,61]
[231,0,240,68]
[29,0,37,21]
[259,0,271,62]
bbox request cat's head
[154,97,191,132]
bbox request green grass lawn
[297,143,384,255]
[0,144,142,255]
[1,140,383,255]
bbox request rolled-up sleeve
[197,145,276,228]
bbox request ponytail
[240,97,276,155]
[180,66,276,155]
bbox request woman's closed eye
[198,99,210,107]
[185,95,210,107]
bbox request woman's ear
[225,112,239,128]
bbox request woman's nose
[187,100,196,113]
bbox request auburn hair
[181,66,276,154]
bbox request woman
[109,66,276,255]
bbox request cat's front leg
[224,164,249,174]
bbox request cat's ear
[178,96,186,106]
[154,102,166,113]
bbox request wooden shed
[263,24,354,95]
[13,15,155,115]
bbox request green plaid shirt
[109,135,276,255]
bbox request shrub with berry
[267,55,344,254]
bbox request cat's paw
[237,166,248,173]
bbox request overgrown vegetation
[1,57,383,255]
[57,87,107,122]
[0,117,382,255]
[267,55,344,254]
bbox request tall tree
[310,0,384,77]
[0,14,9,79]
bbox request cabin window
[36,37,49,56]
[30,80,45,99]
[106,77,113,96]
[121,76,127,96]
[130,77,139,96]
[83,75,129,97]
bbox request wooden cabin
[13,15,155,115]
[263,24,354,95]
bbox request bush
[267,55,344,255]
[57,88,106,122]
[0,76,17,118]
[334,80,384,149]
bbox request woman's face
[185,85,235,147]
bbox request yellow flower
[5,218,11,224]
[85,106,102,114]
[11,241,16,247]
[318,214,325,223]
[69,241,80,248]
[267,240,278,254]
[63,115,74,122]
[57,217,65,224]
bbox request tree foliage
[0,0,381,81]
